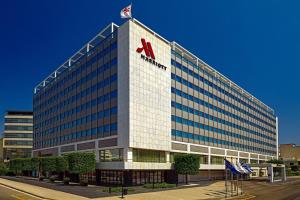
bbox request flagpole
[225,169,228,198]
[236,174,239,196]
[231,171,233,197]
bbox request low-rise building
[0,138,3,161]
[279,144,300,167]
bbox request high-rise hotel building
[33,19,278,185]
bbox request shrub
[63,177,70,185]
[79,179,88,186]
[39,175,45,181]
[143,183,176,189]
[266,159,284,164]
[49,175,57,182]
[291,165,299,172]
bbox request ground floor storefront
[94,169,226,186]
[95,170,177,186]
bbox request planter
[63,177,70,185]
[79,180,88,186]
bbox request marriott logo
[136,38,167,71]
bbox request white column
[208,147,211,165]
[166,152,170,163]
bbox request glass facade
[133,149,166,163]
[171,49,277,156]
[33,31,118,150]
[100,148,123,162]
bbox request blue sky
[0,0,299,144]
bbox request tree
[66,152,96,183]
[22,158,32,172]
[10,158,23,175]
[41,157,57,177]
[174,154,200,184]
[56,156,69,178]
[0,162,8,175]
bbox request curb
[0,181,56,200]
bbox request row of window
[4,133,32,138]
[172,86,275,137]
[172,101,275,141]
[5,126,33,131]
[34,34,117,96]
[42,106,117,135]
[35,89,117,129]
[172,59,275,123]
[35,71,117,120]
[5,118,33,123]
[171,115,275,148]
[172,73,275,130]
[132,149,166,163]
[100,148,123,162]
[171,50,274,117]
[4,140,33,146]
[171,129,276,155]
[172,87,276,145]
[34,123,117,148]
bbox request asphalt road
[241,179,300,200]
[0,184,42,200]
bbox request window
[5,126,33,131]
[4,133,32,138]
[5,118,33,123]
[4,140,33,146]
[100,149,123,162]
[199,155,209,164]
[211,156,224,165]
[133,149,166,163]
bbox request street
[0,184,42,200]
[241,179,300,200]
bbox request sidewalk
[0,177,228,200]
[0,178,88,200]
[98,182,227,200]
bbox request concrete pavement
[0,178,89,200]
[0,184,42,200]
[0,178,229,200]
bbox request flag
[241,162,253,173]
[225,159,241,175]
[237,162,249,174]
[120,4,132,19]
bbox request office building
[33,19,278,185]
[3,111,33,161]
[0,138,3,161]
